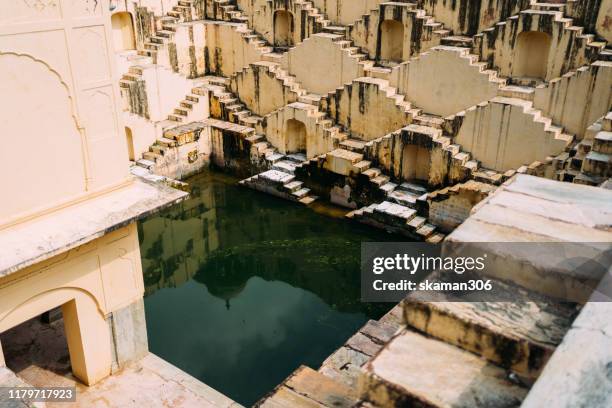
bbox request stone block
[108,298,149,372]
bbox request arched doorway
[274,10,294,48]
[125,126,135,161]
[111,12,136,52]
[401,145,430,182]
[380,20,404,62]
[514,31,552,80]
[286,119,307,154]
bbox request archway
[111,12,136,52]
[514,31,552,80]
[125,126,135,161]
[380,20,404,62]
[0,288,112,386]
[401,144,430,182]
[274,10,294,48]
[286,119,307,154]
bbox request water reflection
[139,171,396,405]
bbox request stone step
[273,160,298,174]
[340,138,367,153]
[387,189,420,207]
[259,169,295,186]
[258,366,358,407]
[136,159,155,170]
[499,85,536,101]
[372,201,417,227]
[320,319,400,389]
[440,36,474,47]
[284,180,303,193]
[299,196,318,205]
[397,182,427,196]
[360,330,528,407]
[404,270,578,379]
[292,188,311,199]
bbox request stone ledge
[0,178,188,278]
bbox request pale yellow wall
[174,22,207,78]
[204,22,266,77]
[327,78,412,141]
[310,0,387,26]
[264,104,335,158]
[349,5,442,62]
[237,0,315,47]
[230,62,299,116]
[282,33,364,95]
[455,98,571,171]
[476,13,596,81]
[422,0,524,35]
[0,0,130,226]
[390,46,501,117]
[596,0,612,42]
[534,61,612,140]
[0,225,143,385]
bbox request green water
[139,170,396,406]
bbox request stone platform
[0,317,241,408]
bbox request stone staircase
[257,300,405,407]
[206,0,248,22]
[229,61,313,114]
[345,1,450,58]
[359,269,579,406]
[136,121,208,171]
[556,112,612,185]
[239,153,319,206]
[451,96,573,177]
[473,8,608,79]
[119,62,152,118]
[260,262,579,407]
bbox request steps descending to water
[347,200,444,243]
[403,271,578,380]
[359,329,529,407]
[239,153,318,206]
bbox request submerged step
[360,330,528,407]
[404,271,578,379]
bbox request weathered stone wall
[363,125,452,187]
[534,60,612,140]
[473,10,602,81]
[236,0,319,47]
[455,98,571,171]
[567,0,612,42]
[264,103,335,158]
[348,3,442,62]
[173,23,207,78]
[204,22,266,76]
[325,78,413,141]
[311,0,389,26]
[389,46,502,117]
[229,62,300,116]
[427,181,494,233]
[281,33,365,95]
[422,0,528,36]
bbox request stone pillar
[107,298,149,373]
[62,297,113,386]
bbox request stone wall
[230,62,300,116]
[534,60,612,140]
[454,97,572,172]
[204,22,266,77]
[389,46,503,117]
[281,33,366,95]
[325,78,413,141]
